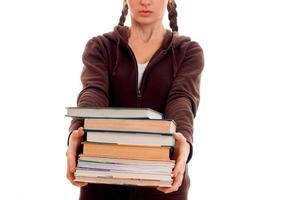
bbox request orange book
[84,118,176,134]
[82,142,171,161]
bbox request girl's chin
[135,18,156,25]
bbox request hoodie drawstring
[112,38,121,76]
[112,32,178,80]
[171,45,178,79]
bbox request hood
[103,25,191,48]
[103,25,192,78]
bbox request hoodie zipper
[125,41,169,108]
[139,50,167,93]
[126,46,143,108]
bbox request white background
[0,0,299,199]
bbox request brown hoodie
[68,25,204,163]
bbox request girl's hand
[157,132,190,193]
[66,127,88,187]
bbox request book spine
[83,129,174,136]
[82,142,170,161]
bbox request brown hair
[118,0,179,32]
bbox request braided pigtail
[167,0,179,32]
[118,0,128,26]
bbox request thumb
[74,127,85,138]
[68,127,85,156]
[174,132,186,143]
[70,127,85,145]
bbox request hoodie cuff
[186,141,193,163]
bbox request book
[65,106,176,187]
[74,176,172,187]
[78,155,175,167]
[76,155,175,187]
[82,142,171,161]
[65,107,163,119]
[75,168,172,181]
[84,118,176,134]
[85,129,175,147]
[77,160,173,174]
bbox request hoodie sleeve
[164,41,204,163]
[67,37,110,145]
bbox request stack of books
[66,107,176,187]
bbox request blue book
[84,129,175,147]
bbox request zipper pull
[137,89,142,107]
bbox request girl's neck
[129,21,166,43]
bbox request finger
[157,185,172,193]
[174,132,186,143]
[157,186,168,193]
[66,168,88,187]
[72,180,88,187]
[173,133,188,157]
[70,127,85,143]
[173,135,189,160]
[172,160,185,178]
[67,152,77,173]
[77,127,85,136]
[66,127,86,187]
[172,171,184,189]
[157,172,184,193]
[68,128,85,155]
